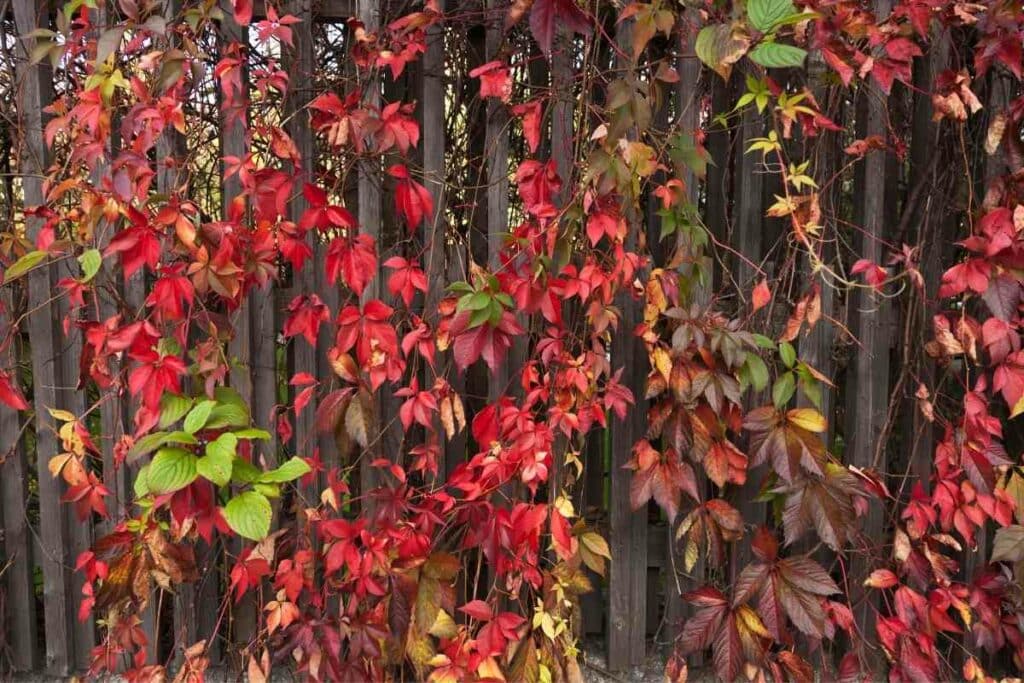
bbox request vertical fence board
[357,0,385,506]
[13,0,77,672]
[0,290,37,672]
[664,17,706,647]
[221,3,255,657]
[845,0,894,665]
[607,16,648,672]
[422,1,456,475]
[156,0,200,661]
[904,36,949,487]
[729,79,766,581]
[283,0,314,475]
[484,0,511,405]
[799,53,840,437]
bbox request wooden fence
[0,0,1017,677]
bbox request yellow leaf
[47,407,77,422]
[477,657,506,682]
[1000,471,1024,524]
[652,347,672,382]
[1011,393,1024,419]
[579,532,611,560]
[786,408,827,433]
[735,604,770,638]
[684,537,699,572]
[428,609,457,639]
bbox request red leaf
[469,61,512,102]
[232,0,253,24]
[0,369,29,411]
[459,599,493,621]
[512,100,543,154]
[388,165,434,231]
[528,0,591,56]
[752,279,771,312]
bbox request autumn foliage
[2,0,1024,680]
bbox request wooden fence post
[664,15,707,648]
[0,290,37,672]
[607,14,648,672]
[845,0,894,666]
[12,0,82,672]
[798,51,841,440]
[422,0,457,475]
[484,0,512,405]
[220,2,256,658]
[288,0,318,500]
[356,0,391,514]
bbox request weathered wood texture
[0,289,36,671]
[607,15,648,672]
[844,0,894,665]
[13,0,86,673]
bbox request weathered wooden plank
[12,0,78,672]
[844,0,893,664]
[0,290,38,672]
[484,0,512,405]
[728,72,766,581]
[664,16,707,646]
[704,77,732,293]
[357,0,385,508]
[421,0,458,476]
[903,35,949,488]
[217,3,257,658]
[798,52,841,439]
[286,0,318,502]
[608,249,648,670]
[607,15,648,672]
[152,0,202,664]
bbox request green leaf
[772,371,796,409]
[197,433,236,487]
[159,393,193,429]
[233,428,271,440]
[164,431,199,445]
[78,249,102,283]
[768,10,817,28]
[183,399,216,433]
[694,24,751,80]
[127,431,171,462]
[468,305,491,328]
[260,456,311,483]
[799,374,823,410]
[231,458,262,484]
[134,464,151,497]
[745,354,770,392]
[3,250,48,284]
[752,334,777,350]
[748,42,807,69]
[205,403,249,430]
[254,482,281,498]
[223,491,272,541]
[461,291,490,312]
[779,341,796,368]
[214,386,246,408]
[747,0,797,32]
[147,447,198,494]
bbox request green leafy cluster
[132,388,308,540]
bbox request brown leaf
[345,388,373,448]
